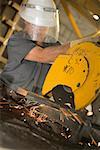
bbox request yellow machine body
[42,42,100,110]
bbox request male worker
[0,0,70,99]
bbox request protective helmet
[19,0,59,43]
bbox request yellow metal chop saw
[42,41,100,111]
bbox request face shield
[19,2,60,43]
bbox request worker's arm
[25,42,70,63]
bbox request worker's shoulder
[10,31,30,41]
[8,31,31,46]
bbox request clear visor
[24,10,59,43]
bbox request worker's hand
[70,36,99,48]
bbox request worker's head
[19,0,59,43]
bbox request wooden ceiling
[65,0,100,29]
